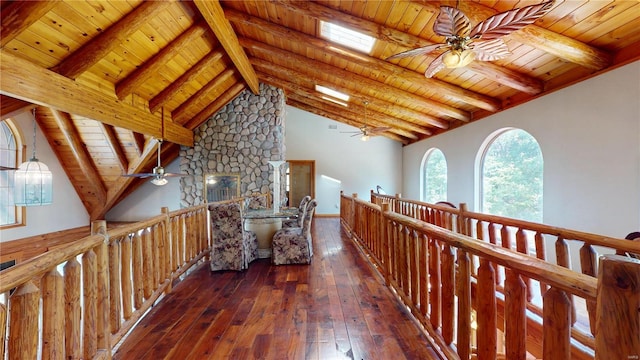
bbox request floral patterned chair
[208,202,258,271]
[282,195,311,228]
[272,199,318,265]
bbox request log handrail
[344,191,639,359]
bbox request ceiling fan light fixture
[360,134,370,142]
[442,49,475,69]
[151,177,168,186]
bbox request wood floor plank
[114,218,439,360]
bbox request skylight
[315,85,350,102]
[320,21,375,53]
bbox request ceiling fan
[386,1,554,78]
[341,101,391,141]
[122,139,187,186]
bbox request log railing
[343,191,640,359]
[0,203,212,359]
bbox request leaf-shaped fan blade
[424,51,447,78]
[164,173,189,178]
[433,6,471,38]
[472,39,511,61]
[470,1,554,40]
[385,44,446,61]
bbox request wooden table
[244,208,298,258]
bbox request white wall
[284,106,403,215]
[0,112,89,242]
[403,61,640,238]
[105,158,182,222]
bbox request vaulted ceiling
[1,0,639,219]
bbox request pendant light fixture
[14,109,53,206]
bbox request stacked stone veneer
[179,84,286,208]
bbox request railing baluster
[410,229,419,307]
[121,235,133,320]
[488,223,501,285]
[441,243,455,344]
[9,281,40,359]
[109,237,122,334]
[64,258,82,359]
[505,269,527,360]
[142,228,153,299]
[419,233,429,317]
[132,232,144,309]
[579,243,598,335]
[42,269,64,359]
[429,237,441,331]
[515,228,533,302]
[555,237,576,324]
[534,231,548,295]
[543,287,571,359]
[477,259,497,360]
[456,249,471,360]
[82,250,98,359]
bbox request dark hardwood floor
[113,218,439,360]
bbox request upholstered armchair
[282,195,311,228]
[272,199,318,265]
[208,202,258,271]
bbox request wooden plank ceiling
[1,0,639,220]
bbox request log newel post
[352,193,358,236]
[394,193,401,213]
[380,203,391,286]
[595,255,640,359]
[91,220,112,353]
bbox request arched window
[0,120,23,227]
[479,128,543,222]
[421,148,447,203]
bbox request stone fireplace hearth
[179,84,286,208]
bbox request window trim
[0,119,26,229]
[420,147,447,203]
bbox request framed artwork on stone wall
[204,173,240,202]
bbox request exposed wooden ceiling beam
[253,64,433,135]
[194,0,259,94]
[240,37,467,123]
[52,1,174,80]
[413,0,612,71]
[172,69,236,124]
[184,82,246,130]
[50,110,107,206]
[286,98,408,144]
[0,51,193,146]
[1,95,33,119]
[225,8,500,113]
[115,21,209,100]
[284,91,420,140]
[260,71,423,138]
[99,123,129,173]
[269,0,543,94]
[0,1,57,48]
[149,48,226,113]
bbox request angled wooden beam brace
[50,109,108,205]
[184,82,246,130]
[99,123,129,173]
